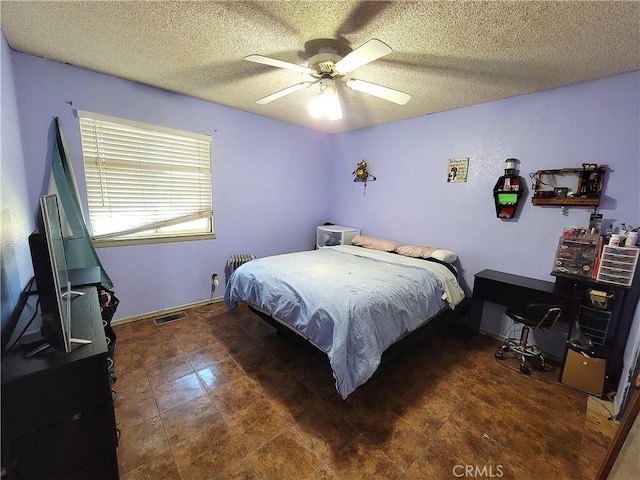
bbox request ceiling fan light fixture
[247,38,404,116]
[309,80,343,121]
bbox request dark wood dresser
[1,286,119,479]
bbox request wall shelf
[532,197,602,206]
[531,167,605,207]
[493,175,523,219]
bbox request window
[77,111,213,246]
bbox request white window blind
[77,111,213,244]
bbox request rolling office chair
[494,303,566,374]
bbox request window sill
[93,233,216,248]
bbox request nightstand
[316,225,360,248]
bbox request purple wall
[329,72,640,357]
[0,33,34,333]
[11,52,333,320]
[10,49,640,330]
[331,73,639,286]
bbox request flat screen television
[28,194,90,354]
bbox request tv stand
[24,341,53,358]
[63,290,86,297]
[24,337,93,358]
[1,286,119,479]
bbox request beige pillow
[396,245,458,264]
[351,235,403,252]
[396,245,438,258]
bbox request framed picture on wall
[447,157,468,183]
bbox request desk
[470,269,636,396]
[468,269,576,336]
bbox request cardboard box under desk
[561,348,607,397]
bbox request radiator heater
[227,254,256,276]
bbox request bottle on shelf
[604,224,614,243]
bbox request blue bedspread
[224,245,464,398]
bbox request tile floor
[112,303,618,480]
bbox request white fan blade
[255,81,316,105]
[335,39,392,74]
[345,79,411,105]
[245,54,315,75]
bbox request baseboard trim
[111,297,225,326]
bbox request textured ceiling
[2,1,639,134]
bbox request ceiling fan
[244,39,411,120]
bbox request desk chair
[494,303,565,374]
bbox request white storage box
[316,225,360,248]
[596,245,639,287]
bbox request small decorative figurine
[353,160,376,195]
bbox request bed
[223,243,465,398]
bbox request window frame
[77,110,214,247]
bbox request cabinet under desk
[469,269,576,336]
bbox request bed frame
[248,297,471,364]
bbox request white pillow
[431,249,458,263]
[396,245,458,263]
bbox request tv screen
[29,194,73,353]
